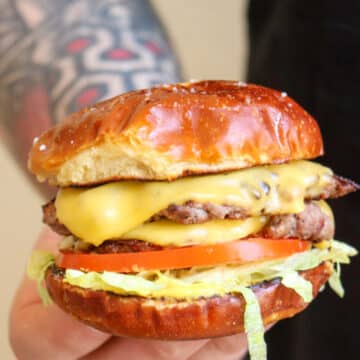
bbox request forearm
[0,0,181,195]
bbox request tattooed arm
[4,5,252,358]
[0,0,181,195]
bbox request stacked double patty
[44,173,356,253]
[28,81,358,347]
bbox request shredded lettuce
[281,271,313,303]
[64,240,357,299]
[330,240,358,262]
[27,250,55,305]
[66,269,164,296]
[29,239,356,360]
[328,262,344,297]
[326,241,357,298]
[236,286,266,360]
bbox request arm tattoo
[0,0,182,171]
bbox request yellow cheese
[316,200,334,221]
[122,217,268,246]
[313,200,334,251]
[56,160,333,245]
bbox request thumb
[9,228,111,360]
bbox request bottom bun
[45,262,331,340]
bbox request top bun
[28,81,323,186]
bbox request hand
[9,229,250,360]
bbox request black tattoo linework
[0,0,181,136]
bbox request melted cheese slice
[56,160,333,245]
[122,217,268,246]
[316,199,334,221]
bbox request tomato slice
[56,238,311,273]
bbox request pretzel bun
[28,81,323,186]
[45,262,331,339]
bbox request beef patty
[43,174,356,237]
[58,201,334,254]
[151,175,358,224]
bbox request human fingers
[81,337,209,360]
[189,323,275,360]
[9,228,111,360]
[188,333,248,360]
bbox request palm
[10,229,248,360]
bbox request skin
[0,0,181,196]
[9,228,250,360]
[4,1,251,358]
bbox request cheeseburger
[28,81,358,359]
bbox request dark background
[247,1,360,359]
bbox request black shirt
[247,1,360,359]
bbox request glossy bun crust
[29,81,323,186]
[45,262,331,339]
